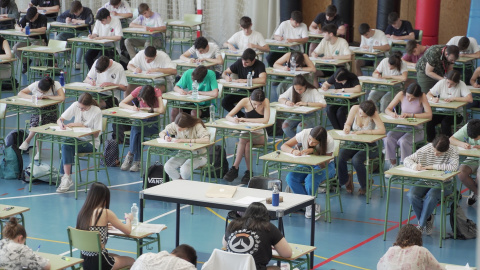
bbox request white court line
[143,204,191,223]
[59,248,77,256]
[269,170,278,175]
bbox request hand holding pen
[133,103,139,111]
[165,131,171,142]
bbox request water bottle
[272,184,279,207]
[246,71,253,87]
[192,80,199,100]
[59,71,65,87]
[131,203,139,226]
[290,56,296,74]
[32,93,38,105]
[209,103,215,123]
[25,22,30,35]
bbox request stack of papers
[358,76,389,82]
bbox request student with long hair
[56,93,102,193]
[159,112,210,180]
[0,217,51,270]
[18,76,66,160]
[77,182,135,270]
[223,89,270,184]
[120,85,165,172]
[223,202,292,270]
[273,51,317,93]
[278,75,326,139]
[281,126,335,220]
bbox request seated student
[355,23,391,76]
[0,34,12,81]
[449,119,480,206]
[28,0,59,20]
[369,51,408,112]
[384,12,415,41]
[120,85,165,172]
[55,0,94,70]
[320,68,361,130]
[77,182,135,269]
[402,40,430,64]
[273,50,316,92]
[426,70,472,141]
[170,65,218,121]
[85,8,122,70]
[384,83,432,174]
[266,10,309,67]
[224,16,269,53]
[308,4,345,54]
[0,0,19,21]
[377,224,445,270]
[223,202,292,270]
[180,36,223,76]
[405,135,459,234]
[338,100,386,195]
[102,0,132,19]
[223,90,270,183]
[221,48,267,117]
[281,126,335,220]
[125,3,166,59]
[447,36,480,59]
[13,7,47,73]
[278,75,326,139]
[56,93,102,193]
[17,76,65,160]
[159,112,210,180]
[127,46,177,94]
[471,66,480,88]
[0,217,51,270]
[131,244,197,270]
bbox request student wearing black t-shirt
[28,0,59,20]
[384,12,415,41]
[221,48,266,117]
[321,68,361,130]
[309,5,345,54]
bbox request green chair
[199,127,217,182]
[0,103,6,143]
[67,226,104,270]
[168,14,202,56]
[29,40,68,83]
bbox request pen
[464,137,469,143]
[4,207,14,211]
[166,131,170,138]
[36,245,41,252]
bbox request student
[402,40,430,64]
[170,65,218,121]
[127,46,177,94]
[224,16,269,52]
[426,70,472,141]
[0,0,19,21]
[405,135,459,234]
[470,66,480,88]
[0,33,12,80]
[85,8,122,70]
[223,89,270,183]
[17,76,66,160]
[125,3,166,59]
[320,68,361,130]
[446,36,480,59]
[221,48,267,117]
[384,12,415,41]
[273,50,316,91]
[180,36,223,75]
[308,4,345,54]
[223,202,292,270]
[266,10,308,67]
[281,126,335,220]
[416,45,459,94]
[131,244,197,270]
[377,224,445,270]
[369,51,408,112]
[449,119,480,206]
[77,182,135,269]
[355,23,390,76]
[28,0,59,20]
[56,93,102,193]
[55,0,94,70]
[102,0,132,19]
[278,75,326,139]
[338,100,386,194]
[384,83,432,174]
[120,85,165,172]
[0,217,51,270]
[13,7,47,73]
[159,112,210,180]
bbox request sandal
[358,188,366,195]
[346,172,354,194]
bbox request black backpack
[449,202,477,240]
[208,145,228,179]
[102,139,119,167]
[5,129,26,148]
[143,161,170,189]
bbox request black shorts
[82,250,115,270]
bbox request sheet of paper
[265,39,285,44]
[135,223,166,234]
[157,138,174,143]
[334,130,348,136]
[17,97,33,102]
[67,82,90,87]
[49,126,72,131]
[73,128,92,133]
[396,166,424,174]
[172,59,188,63]
[132,112,155,117]
[281,152,311,158]
[272,68,309,75]
[349,46,361,51]
[32,47,50,51]
[293,106,315,112]
[108,227,123,234]
[205,185,237,198]
[382,114,396,120]
[222,81,248,87]
[358,76,389,82]
[429,100,448,104]
[119,108,138,113]
[233,196,265,205]
[168,20,185,24]
[457,146,476,151]
[132,71,164,77]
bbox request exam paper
[396,167,424,174]
[132,112,155,117]
[157,138,173,143]
[233,196,265,205]
[49,126,72,131]
[73,128,92,133]
[119,108,138,113]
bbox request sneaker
[425,214,435,235]
[56,175,73,193]
[75,63,82,70]
[19,141,30,151]
[34,151,39,161]
[305,204,321,221]
[467,193,477,206]
[223,166,239,182]
[121,154,133,171]
[417,225,426,234]
[129,161,141,172]
[241,170,250,185]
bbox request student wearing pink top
[402,40,430,64]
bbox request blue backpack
[0,145,23,180]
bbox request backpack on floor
[102,139,119,167]
[22,163,59,183]
[143,161,169,189]
[0,145,23,180]
[5,129,26,148]
[208,145,228,178]
[449,202,477,239]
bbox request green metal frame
[68,40,118,82]
[109,232,161,258]
[0,60,17,95]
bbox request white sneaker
[19,141,29,151]
[314,204,321,221]
[121,154,133,171]
[34,152,39,161]
[75,63,82,70]
[305,204,321,221]
[56,175,73,193]
[129,161,141,172]
[425,214,435,235]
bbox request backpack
[208,145,228,179]
[102,139,119,167]
[0,145,23,180]
[143,161,169,189]
[5,129,26,148]
[22,163,59,183]
[449,202,477,239]
[1,79,19,92]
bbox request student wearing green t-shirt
[449,119,480,206]
[170,65,219,122]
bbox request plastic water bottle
[32,93,38,105]
[209,103,215,123]
[192,80,199,100]
[272,184,279,207]
[247,71,253,87]
[59,71,65,87]
[25,22,30,35]
[131,203,139,226]
[290,56,296,74]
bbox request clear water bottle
[272,184,279,207]
[131,203,139,226]
[32,93,38,105]
[25,22,30,35]
[209,103,215,123]
[247,71,253,87]
[59,71,65,87]
[192,80,199,100]
[290,56,296,74]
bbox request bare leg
[170,108,180,122]
[110,253,135,270]
[63,164,71,176]
[459,165,478,195]
[190,109,202,118]
[24,131,35,144]
[390,159,397,166]
[233,138,247,169]
[355,59,365,76]
[313,70,324,88]
[244,136,265,171]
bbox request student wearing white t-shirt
[224,16,269,53]
[127,46,177,94]
[125,3,166,59]
[426,70,473,142]
[17,77,65,160]
[278,75,326,139]
[56,93,102,193]
[85,8,123,70]
[281,126,336,220]
[355,23,391,76]
[446,36,480,59]
[180,36,223,75]
[102,0,132,19]
[368,51,408,113]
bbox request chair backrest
[217,83,223,98]
[183,14,202,23]
[268,107,276,125]
[48,39,67,50]
[206,127,216,143]
[67,226,103,253]
[201,249,256,270]
[0,103,6,120]
[414,29,423,43]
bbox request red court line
[1,193,8,196]
[370,218,399,224]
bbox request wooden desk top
[329,129,386,143]
[390,39,408,45]
[162,92,215,103]
[467,85,480,94]
[0,204,30,219]
[67,37,115,44]
[385,165,459,182]
[350,46,386,55]
[142,138,214,151]
[172,59,218,68]
[270,102,322,114]
[108,223,167,239]
[30,123,100,139]
[0,96,62,108]
[64,82,117,93]
[428,100,468,110]
[35,252,83,270]
[18,45,70,53]
[457,147,480,158]
[122,27,164,34]
[20,9,57,15]
[272,243,317,261]
[310,58,352,66]
[0,17,14,22]
[308,32,325,38]
[379,113,430,126]
[221,49,264,57]
[166,19,203,27]
[265,39,301,47]
[217,79,265,90]
[321,90,366,99]
[266,67,311,77]
[456,56,477,63]
[259,151,334,166]
[0,29,42,37]
[102,107,161,120]
[125,70,170,79]
[49,22,89,28]
[205,118,272,132]
[358,76,403,86]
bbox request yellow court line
[206,207,227,222]
[27,236,136,255]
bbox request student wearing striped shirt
[405,135,459,235]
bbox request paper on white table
[49,126,72,131]
[172,59,188,63]
[73,128,92,133]
[132,112,155,117]
[281,152,311,158]
[135,223,166,234]
[265,39,285,44]
[157,138,173,143]
[119,108,138,113]
[272,68,310,75]
[429,100,448,104]
[293,106,315,112]
[334,130,349,136]
[67,82,90,87]
[396,166,424,174]
[234,196,265,205]
[457,146,477,151]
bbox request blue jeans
[55,32,85,63]
[338,143,379,190]
[406,182,453,226]
[286,162,336,195]
[130,119,159,161]
[282,114,316,139]
[60,143,94,174]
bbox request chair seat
[171,38,194,42]
[124,131,131,136]
[77,152,102,158]
[30,66,50,71]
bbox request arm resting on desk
[274,238,293,258]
